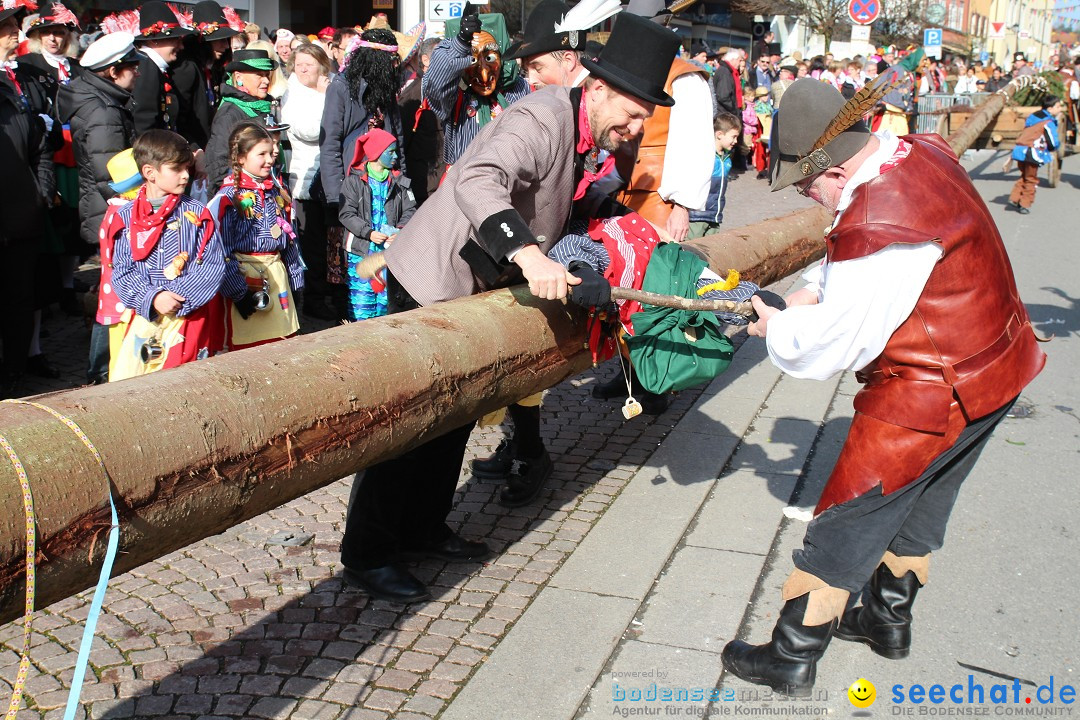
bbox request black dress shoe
[472,437,516,479]
[592,369,630,399]
[401,534,493,562]
[26,354,61,379]
[499,447,552,507]
[1017,206,1031,215]
[342,564,431,603]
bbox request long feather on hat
[222,6,244,32]
[2,0,39,13]
[554,0,622,33]
[100,8,139,34]
[810,73,899,152]
[167,2,191,27]
[46,1,78,26]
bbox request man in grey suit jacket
[339,13,682,604]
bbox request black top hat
[581,13,679,106]
[24,2,80,33]
[690,40,709,57]
[504,0,571,60]
[135,0,193,42]
[192,1,238,42]
[1013,51,1027,62]
[225,48,274,73]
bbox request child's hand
[369,231,390,244]
[152,290,185,316]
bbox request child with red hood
[339,128,417,319]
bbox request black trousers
[793,398,1015,593]
[294,199,328,302]
[1,241,37,382]
[340,272,476,570]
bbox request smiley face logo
[848,678,876,708]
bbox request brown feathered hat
[769,75,895,191]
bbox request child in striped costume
[108,131,226,381]
[207,121,305,349]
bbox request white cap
[80,31,140,71]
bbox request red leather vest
[815,134,1046,513]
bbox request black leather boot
[835,563,922,659]
[471,437,516,480]
[591,368,629,399]
[499,447,552,507]
[721,595,835,697]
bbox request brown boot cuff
[882,551,930,585]
[782,569,850,626]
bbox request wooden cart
[936,105,1071,187]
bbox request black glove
[234,290,259,320]
[749,290,787,323]
[458,3,482,44]
[568,262,612,309]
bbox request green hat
[768,78,873,192]
[225,48,275,74]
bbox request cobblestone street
[1,174,808,719]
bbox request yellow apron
[477,392,544,427]
[110,309,187,382]
[229,252,299,348]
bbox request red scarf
[129,187,181,261]
[574,92,616,201]
[726,61,744,110]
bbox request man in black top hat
[172,1,239,148]
[340,12,681,605]
[472,0,622,500]
[131,0,193,135]
[1010,51,1035,77]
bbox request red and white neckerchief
[574,92,616,201]
[42,50,71,83]
[878,137,912,174]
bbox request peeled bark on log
[0,289,589,624]
[0,86,1018,623]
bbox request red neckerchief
[574,92,616,201]
[227,171,277,206]
[129,186,181,260]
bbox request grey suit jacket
[385,86,578,307]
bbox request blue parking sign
[923,28,942,46]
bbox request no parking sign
[848,0,879,25]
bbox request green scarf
[444,12,521,128]
[223,77,273,117]
[366,162,390,182]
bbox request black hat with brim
[135,0,193,42]
[580,12,679,106]
[504,0,580,61]
[192,0,238,42]
[25,4,80,34]
[225,48,274,73]
[0,4,29,25]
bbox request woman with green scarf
[423,8,530,167]
[206,48,278,190]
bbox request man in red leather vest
[721,79,1046,696]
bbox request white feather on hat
[554,0,621,33]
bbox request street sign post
[847,0,879,24]
[923,27,942,59]
[427,0,466,23]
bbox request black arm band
[477,208,538,262]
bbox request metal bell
[252,278,271,311]
[141,337,164,364]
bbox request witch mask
[467,31,501,96]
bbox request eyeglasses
[794,173,821,197]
